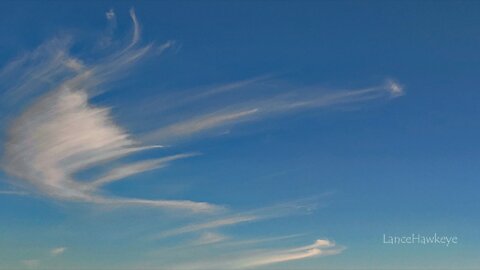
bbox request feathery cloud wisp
[1,71,216,212]
[0,9,218,213]
[142,79,404,144]
[154,199,320,239]
[155,215,258,240]
[171,238,343,270]
[237,240,343,269]
[85,153,198,191]
[0,189,28,196]
[191,232,229,246]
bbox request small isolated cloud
[157,40,177,54]
[386,79,404,97]
[105,9,115,20]
[64,58,84,72]
[51,247,67,256]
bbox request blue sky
[0,1,479,269]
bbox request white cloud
[0,189,28,196]
[0,38,75,105]
[144,109,259,143]
[1,85,217,212]
[156,215,258,239]
[85,153,198,190]
[194,74,274,99]
[157,40,176,54]
[191,232,228,246]
[0,8,403,221]
[237,247,321,269]
[0,8,407,270]
[154,199,320,239]
[105,9,115,20]
[171,238,344,270]
[0,10,218,213]
[220,233,304,247]
[142,80,404,144]
[386,79,404,97]
[128,8,140,48]
[64,58,84,72]
[50,247,67,256]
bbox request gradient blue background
[1,1,479,269]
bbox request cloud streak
[171,238,343,270]
[0,189,28,196]
[154,199,320,239]
[237,239,343,269]
[142,79,403,144]
[190,232,229,246]
[85,153,198,190]
[155,215,258,240]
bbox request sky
[0,1,479,270]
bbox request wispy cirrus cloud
[0,9,218,213]
[0,8,402,214]
[219,233,305,248]
[155,215,258,240]
[190,232,229,246]
[0,189,28,196]
[235,239,343,269]
[170,238,343,270]
[141,79,403,144]
[1,84,217,212]
[84,153,198,191]
[0,9,404,269]
[154,198,320,239]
